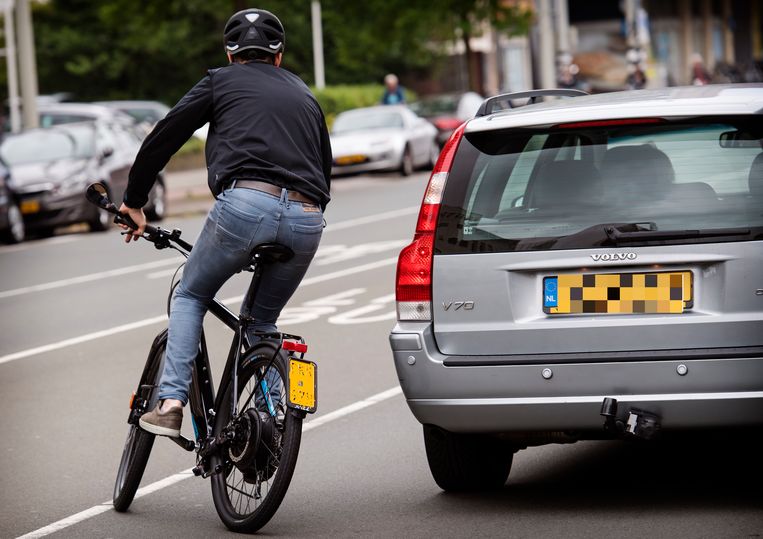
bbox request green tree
[26,1,531,105]
[440,0,534,91]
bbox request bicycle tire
[211,343,303,533]
[113,336,166,511]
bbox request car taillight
[395,122,466,321]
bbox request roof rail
[475,88,589,118]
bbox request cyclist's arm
[123,75,213,209]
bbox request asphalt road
[1,171,761,538]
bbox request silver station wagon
[389,84,763,491]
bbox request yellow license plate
[288,358,317,413]
[20,200,40,214]
[543,271,693,315]
[335,154,367,165]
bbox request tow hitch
[600,398,661,440]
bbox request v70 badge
[443,301,475,311]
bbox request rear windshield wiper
[605,224,751,244]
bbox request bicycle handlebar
[85,182,193,253]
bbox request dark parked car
[0,122,165,236]
[0,158,24,243]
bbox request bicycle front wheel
[211,343,303,533]
[113,333,166,512]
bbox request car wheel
[399,146,414,176]
[144,180,167,222]
[428,141,440,169]
[1,203,25,244]
[423,424,513,492]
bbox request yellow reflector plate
[288,358,317,413]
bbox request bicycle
[85,183,318,533]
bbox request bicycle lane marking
[15,386,403,539]
[0,257,184,300]
[0,206,417,299]
[0,256,398,365]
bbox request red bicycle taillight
[396,122,466,321]
[282,340,308,354]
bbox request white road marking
[0,258,184,299]
[145,239,407,279]
[0,257,397,366]
[0,235,80,254]
[324,206,417,231]
[0,315,169,365]
[15,386,403,539]
[328,294,396,325]
[1,207,414,296]
[302,386,402,432]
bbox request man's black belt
[231,179,317,205]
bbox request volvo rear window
[436,117,763,253]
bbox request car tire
[428,141,440,169]
[423,424,513,492]
[400,146,414,176]
[1,203,25,244]
[144,179,167,222]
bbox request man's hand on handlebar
[118,203,147,243]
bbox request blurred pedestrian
[381,73,405,105]
[118,7,332,437]
[626,65,647,90]
[690,53,711,86]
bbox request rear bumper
[390,324,763,434]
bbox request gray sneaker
[139,403,182,437]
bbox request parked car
[35,103,167,222]
[410,92,483,146]
[0,158,24,243]
[0,122,165,236]
[390,84,763,491]
[330,105,438,176]
[95,99,209,141]
[95,100,170,126]
[38,102,136,129]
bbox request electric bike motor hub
[228,409,279,482]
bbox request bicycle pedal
[171,435,196,452]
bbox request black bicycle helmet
[223,8,285,56]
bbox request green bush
[311,84,416,128]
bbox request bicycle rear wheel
[113,334,166,512]
[211,343,303,533]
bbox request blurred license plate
[543,271,693,315]
[287,358,317,413]
[335,154,367,165]
[20,200,40,214]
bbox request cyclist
[118,8,332,438]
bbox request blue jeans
[158,185,324,404]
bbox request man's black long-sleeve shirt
[124,61,332,210]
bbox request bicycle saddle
[250,242,294,264]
